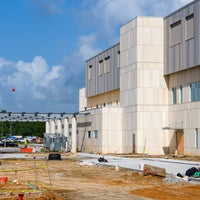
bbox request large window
[104,56,110,73]
[185,14,194,40]
[87,131,91,138]
[88,65,92,80]
[180,86,183,103]
[190,82,200,102]
[117,51,120,68]
[172,88,177,104]
[195,128,199,149]
[170,20,181,46]
[98,60,103,76]
[93,130,98,138]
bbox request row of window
[190,82,200,102]
[172,81,200,104]
[172,86,182,104]
[98,56,111,76]
[88,58,110,80]
[87,130,98,139]
[170,13,194,46]
[88,51,120,80]
[78,129,200,149]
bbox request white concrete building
[46,0,200,156]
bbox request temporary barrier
[20,148,33,153]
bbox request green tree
[0,121,45,138]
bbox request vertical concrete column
[71,116,77,153]
[56,119,62,134]
[50,120,55,133]
[63,118,69,151]
[45,121,50,133]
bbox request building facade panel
[164,0,200,75]
[120,16,169,155]
[86,43,120,98]
[167,62,200,155]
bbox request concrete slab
[0,147,20,153]
[78,153,200,176]
[0,153,28,159]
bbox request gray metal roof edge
[164,0,197,19]
[85,42,120,62]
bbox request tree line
[0,121,45,138]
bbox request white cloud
[41,65,62,88]
[28,0,66,15]
[16,56,48,82]
[92,0,142,25]
[14,56,63,100]
[0,57,14,68]
[0,56,76,112]
[177,0,192,4]
[82,0,193,46]
[62,33,102,82]
[78,34,102,61]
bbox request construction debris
[176,166,200,182]
[185,167,199,177]
[0,176,8,184]
[48,153,61,160]
[98,157,108,162]
[143,164,166,177]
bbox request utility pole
[10,121,12,135]
[1,122,3,138]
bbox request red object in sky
[12,88,15,92]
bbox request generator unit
[44,133,67,152]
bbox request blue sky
[0,0,192,113]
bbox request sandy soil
[0,153,199,200]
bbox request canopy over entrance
[163,121,184,130]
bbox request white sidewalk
[77,153,200,176]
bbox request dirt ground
[0,153,200,200]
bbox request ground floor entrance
[176,130,184,155]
